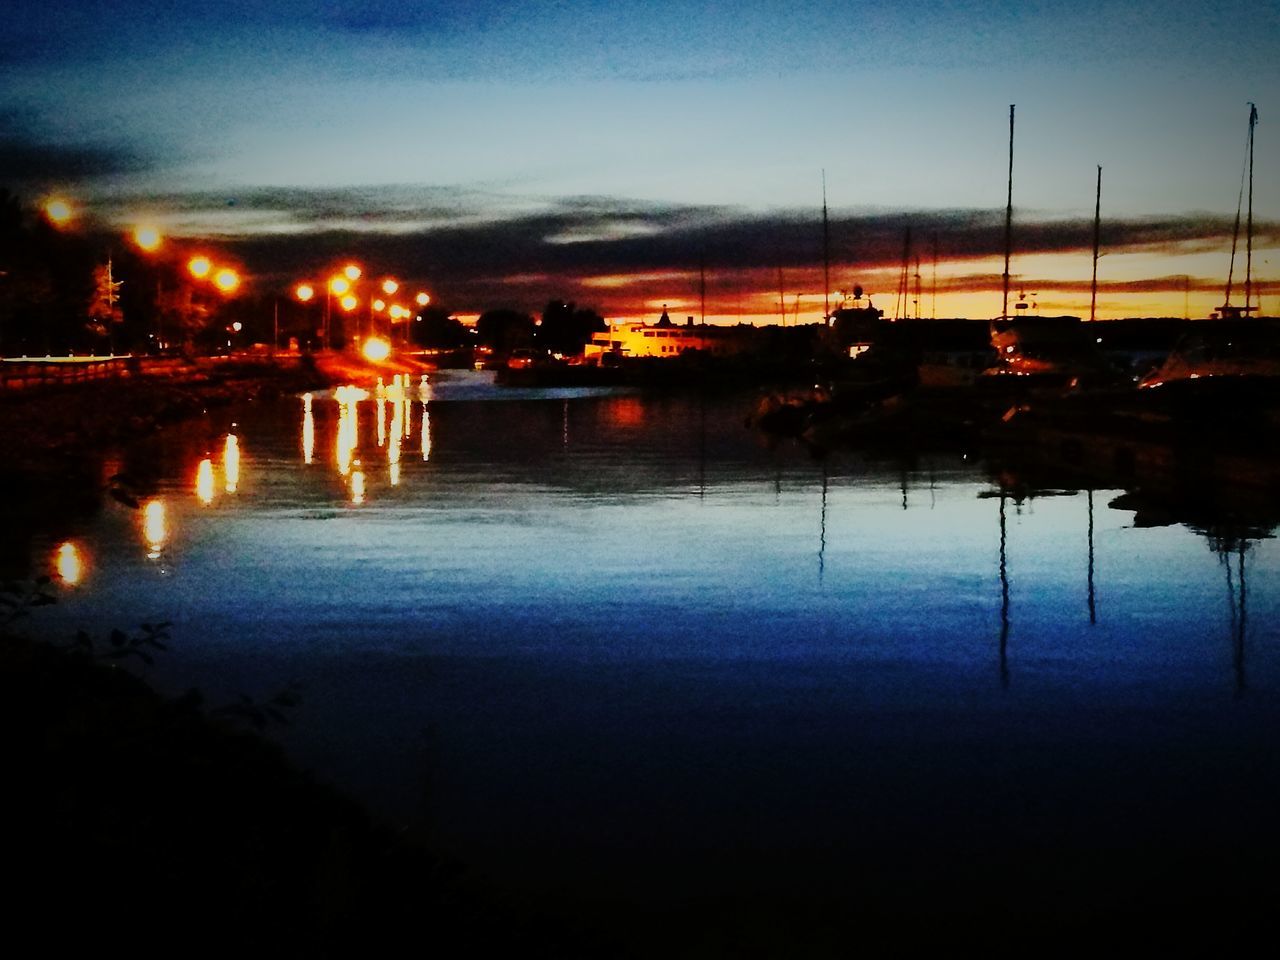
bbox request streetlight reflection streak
[56,542,84,584]
[223,433,240,493]
[196,458,215,504]
[143,499,167,560]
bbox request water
[21,370,1280,917]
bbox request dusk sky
[4,1,1277,321]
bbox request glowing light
[389,395,403,485]
[231,321,243,333]
[340,294,358,311]
[44,198,73,225]
[415,292,430,307]
[302,393,315,464]
[329,276,350,296]
[133,225,162,251]
[223,433,240,493]
[362,337,391,362]
[188,256,212,279]
[335,387,362,476]
[343,264,362,281]
[351,462,365,504]
[373,298,386,312]
[143,499,167,559]
[214,268,240,294]
[381,279,399,295]
[377,397,387,447]
[196,458,215,504]
[56,542,84,584]
[296,283,315,302]
[333,384,369,403]
[421,405,432,461]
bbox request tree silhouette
[536,299,606,356]
[475,309,535,354]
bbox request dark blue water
[27,370,1280,921]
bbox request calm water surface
[28,370,1280,910]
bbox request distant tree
[536,299,606,356]
[412,306,470,349]
[0,188,95,355]
[86,262,124,345]
[475,308,535,354]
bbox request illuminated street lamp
[343,264,361,282]
[340,294,358,312]
[329,276,350,296]
[44,198,74,227]
[133,225,162,252]
[415,292,430,307]
[381,278,399,295]
[293,283,316,351]
[188,256,212,279]
[214,268,240,294]
[130,225,165,350]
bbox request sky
[3,1,1278,322]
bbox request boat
[1139,103,1278,394]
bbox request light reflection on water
[26,370,1280,903]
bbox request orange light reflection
[196,458,215,505]
[56,542,84,584]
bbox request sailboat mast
[931,231,938,320]
[1090,165,1102,323]
[1002,104,1015,321]
[1245,102,1257,314]
[822,170,831,321]
[699,250,706,325]
[778,267,786,327]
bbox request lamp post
[295,283,315,352]
[130,225,163,353]
[327,276,350,350]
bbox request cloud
[45,181,1275,317]
[0,116,158,184]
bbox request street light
[133,225,162,252]
[44,198,74,227]
[214,268,240,294]
[294,283,316,352]
[343,264,361,282]
[188,256,212,279]
[130,226,165,351]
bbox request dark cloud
[78,185,1273,317]
[0,113,159,184]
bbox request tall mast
[914,254,922,319]
[822,170,831,321]
[1002,104,1015,321]
[1245,102,1257,314]
[895,226,912,320]
[1090,165,1102,323]
[931,231,938,320]
[778,267,786,327]
[699,248,706,325]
